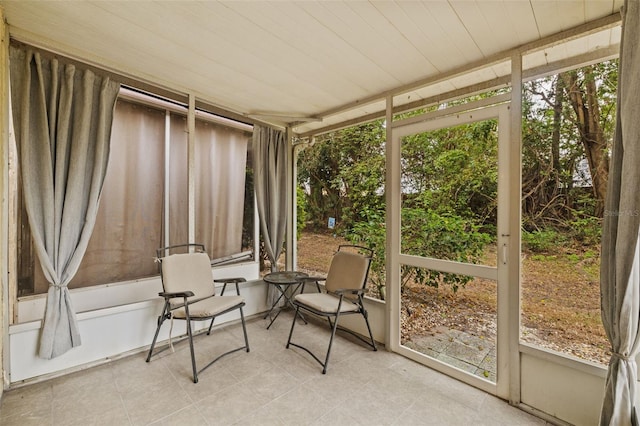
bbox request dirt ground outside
[296,231,609,365]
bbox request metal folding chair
[146,243,249,383]
[286,245,377,373]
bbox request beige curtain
[170,114,188,246]
[9,46,120,358]
[253,125,288,271]
[600,1,640,424]
[195,121,249,260]
[71,100,165,287]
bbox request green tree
[297,60,617,298]
[521,60,616,244]
[297,121,385,231]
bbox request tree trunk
[552,76,563,177]
[561,67,610,217]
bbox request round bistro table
[263,271,309,329]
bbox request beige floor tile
[1,311,552,426]
[148,405,207,426]
[52,406,131,426]
[0,404,52,426]
[310,405,365,426]
[51,381,124,425]
[267,384,335,425]
[196,382,266,425]
[0,381,52,420]
[232,403,286,426]
[121,379,192,426]
[241,366,301,402]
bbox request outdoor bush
[349,209,387,299]
[296,185,308,239]
[522,229,565,252]
[402,208,490,293]
[349,208,491,298]
[569,215,602,246]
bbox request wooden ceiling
[1,1,623,134]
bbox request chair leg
[322,313,341,374]
[240,307,250,352]
[363,311,377,351]
[185,318,198,384]
[286,306,301,348]
[146,304,169,362]
[206,317,216,335]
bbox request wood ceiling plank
[392,1,469,73]
[297,1,401,86]
[419,1,484,64]
[97,1,342,115]
[501,0,541,44]
[585,0,623,20]
[371,0,451,73]
[222,1,371,103]
[470,1,541,53]
[343,1,439,82]
[531,0,585,37]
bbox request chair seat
[294,293,359,314]
[173,295,244,319]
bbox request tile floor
[0,312,551,425]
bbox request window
[296,121,386,299]
[520,61,617,364]
[15,90,255,296]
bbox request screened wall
[16,93,254,295]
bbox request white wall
[8,274,389,385]
[519,345,606,425]
[8,262,265,384]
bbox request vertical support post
[508,52,523,405]
[385,95,399,350]
[0,5,9,390]
[285,126,295,270]
[187,94,196,245]
[163,111,171,247]
[290,139,306,271]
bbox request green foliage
[298,120,385,231]
[568,215,602,246]
[242,166,254,251]
[349,208,387,299]
[296,185,308,239]
[401,209,491,293]
[349,208,491,298]
[522,229,565,253]
[566,253,580,263]
[297,59,616,301]
[522,60,617,229]
[401,120,498,223]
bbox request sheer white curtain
[9,46,120,358]
[600,1,640,424]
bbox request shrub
[569,216,602,246]
[348,208,491,298]
[522,229,565,253]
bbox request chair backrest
[161,252,216,301]
[324,249,371,296]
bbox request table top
[263,271,308,285]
